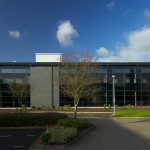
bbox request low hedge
[0,113,67,127]
[57,118,91,130]
[43,126,78,145]
[41,118,91,145]
[42,133,52,145]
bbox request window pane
[2,79,14,83]
[112,69,124,73]
[142,67,150,73]
[14,69,27,73]
[1,69,13,73]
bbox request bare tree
[59,51,100,118]
[8,76,30,110]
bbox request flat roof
[36,53,62,55]
[0,62,149,67]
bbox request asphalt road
[0,128,45,150]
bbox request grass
[115,109,150,117]
[0,113,67,127]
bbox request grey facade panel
[53,67,59,107]
[30,66,59,107]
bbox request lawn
[115,109,150,117]
[0,112,67,127]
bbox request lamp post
[134,74,137,107]
[112,75,116,116]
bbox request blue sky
[0,0,150,62]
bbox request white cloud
[9,30,21,40]
[106,0,115,10]
[144,8,150,19]
[96,47,112,57]
[56,20,78,47]
[96,26,150,62]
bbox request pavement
[1,118,150,150]
[65,118,150,150]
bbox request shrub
[31,105,36,109]
[54,107,64,111]
[21,104,27,110]
[0,113,67,127]
[57,118,90,130]
[63,104,72,111]
[103,104,106,108]
[48,126,78,145]
[108,104,111,108]
[125,104,135,109]
[54,105,73,111]
[37,107,42,110]
[42,133,51,145]
[52,105,55,109]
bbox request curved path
[66,118,150,150]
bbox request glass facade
[60,64,150,106]
[0,66,30,107]
[0,62,149,107]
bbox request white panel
[36,53,62,62]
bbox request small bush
[21,104,27,110]
[52,105,55,109]
[47,126,78,145]
[42,133,51,145]
[37,107,42,110]
[31,105,36,109]
[125,104,135,109]
[54,105,73,111]
[108,104,111,108]
[103,104,106,108]
[57,118,90,130]
[54,107,63,111]
[63,104,72,111]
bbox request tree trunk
[19,97,23,113]
[74,104,78,119]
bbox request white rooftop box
[36,53,62,62]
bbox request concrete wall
[30,66,59,107]
[53,67,60,107]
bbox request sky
[0,0,150,62]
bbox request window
[1,69,13,73]
[142,79,147,83]
[112,68,124,73]
[14,69,27,73]
[0,66,30,107]
[142,67,150,73]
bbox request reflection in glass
[0,66,30,107]
[1,69,13,73]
